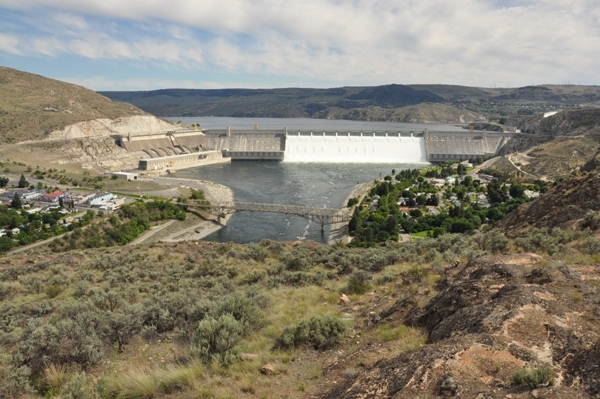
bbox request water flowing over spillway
[284,132,428,163]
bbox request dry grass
[103,362,203,399]
[43,364,71,392]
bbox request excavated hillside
[497,109,600,178]
[322,253,600,398]
[499,173,600,235]
[507,108,600,136]
[0,66,152,143]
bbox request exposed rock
[48,115,175,140]
[322,254,599,398]
[340,294,351,305]
[438,374,459,396]
[260,363,275,375]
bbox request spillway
[284,132,428,163]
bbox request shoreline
[133,177,235,243]
[327,182,373,245]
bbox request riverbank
[327,181,373,245]
[129,177,234,244]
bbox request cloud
[0,0,599,87]
[0,33,21,55]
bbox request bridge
[186,201,352,232]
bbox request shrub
[512,366,554,388]
[45,284,63,298]
[192,314,244,364]
[211,294,265,331]
[0,353,34,398]
[275,315,348,350]
[344,271,372,295]
[61,372,94,399]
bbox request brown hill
[0,66,148,143]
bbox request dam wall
[115,127,515,168]
[116,130,208,165]
[285,132,427,163]
[203,129,286,160]
[425,131,515,161]
[139,150,223,171]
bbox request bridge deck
[188,201,351,230]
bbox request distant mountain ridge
[100,83,600,123]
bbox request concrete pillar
[227,127,231,138]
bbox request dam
[114,126,515,170]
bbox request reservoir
[168,117,460,243]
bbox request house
[26,207,42,214]
[41,191,67,202]
[92,197,125,211]
[21,191,42,201]
[11,227,20,234]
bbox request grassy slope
[0,67,147,144]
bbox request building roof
[44,191,65,199]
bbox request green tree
[0,177,9,188]
[11,193,22,209]
[17,174,28,188]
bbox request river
[167,117,457,243]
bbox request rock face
[48,116,176,140]
[27,137,148,172]
[322,254,600,398]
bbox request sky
[0,0,598,91]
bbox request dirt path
[129,220,176,246]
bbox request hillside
[0,67,151,143]
[312,103,486,123]
[1,170,600,398]
[499,171,600,235]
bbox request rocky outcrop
[48,116,176,140]
[28,136,148,172]
[322,254,600,398]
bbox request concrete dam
[115,128,514,170]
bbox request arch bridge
[186,201,352,232]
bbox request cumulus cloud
[0,0,599,87]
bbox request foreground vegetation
[1,221,598,398]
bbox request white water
[284,132,428,163]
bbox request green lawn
[410,230,431,238]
